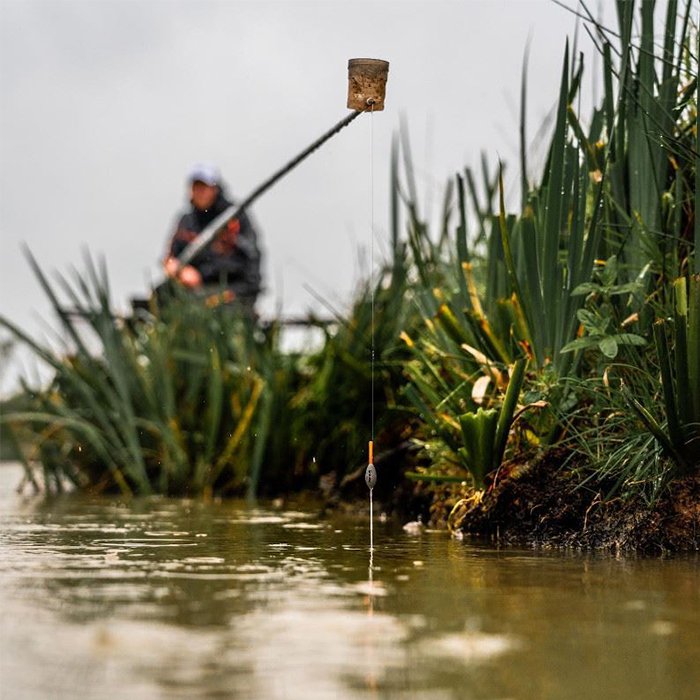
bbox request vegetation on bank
[1,2,698,545]
[400,0,699,509]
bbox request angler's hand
[179,265,202,289]
[164,257,180,278]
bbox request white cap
[188,162,220,186]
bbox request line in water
[369,488,374,553]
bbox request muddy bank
[439,454,700,553]
[318,445,700,552]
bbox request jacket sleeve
[197,212,262,292]
[167,215,197,260]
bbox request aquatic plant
[455,359,527,489]
[0,249,297,496]
[622,275,700,472]
[0,235,415,497]
[399,0,698,500]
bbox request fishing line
[370,101,375,447]
[346,59,388,559]
[366,99,377,556]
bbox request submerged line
[369,488,374,553]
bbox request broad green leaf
[609,333,646,346]
[572,283,602,296]
[598,337,619,358]
[561,337,599,353]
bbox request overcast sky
[0,0,613,393]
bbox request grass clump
[1,250,297,496]
[397,0,699,505]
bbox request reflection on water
[1,463,699,700]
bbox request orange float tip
[368,440,374,465]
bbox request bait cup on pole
[347,58,390,111]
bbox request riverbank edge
[322,449,700,553]
[425,454,700,553]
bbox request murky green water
[1,463,699,699]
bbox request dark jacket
[168,189,262,302]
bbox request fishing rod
[169,58,390,272]
[175,110,361,269]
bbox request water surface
[0,463,698,699]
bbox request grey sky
[0,0,609,393]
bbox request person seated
[164,163,262,307]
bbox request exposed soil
[444,453,700,553]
